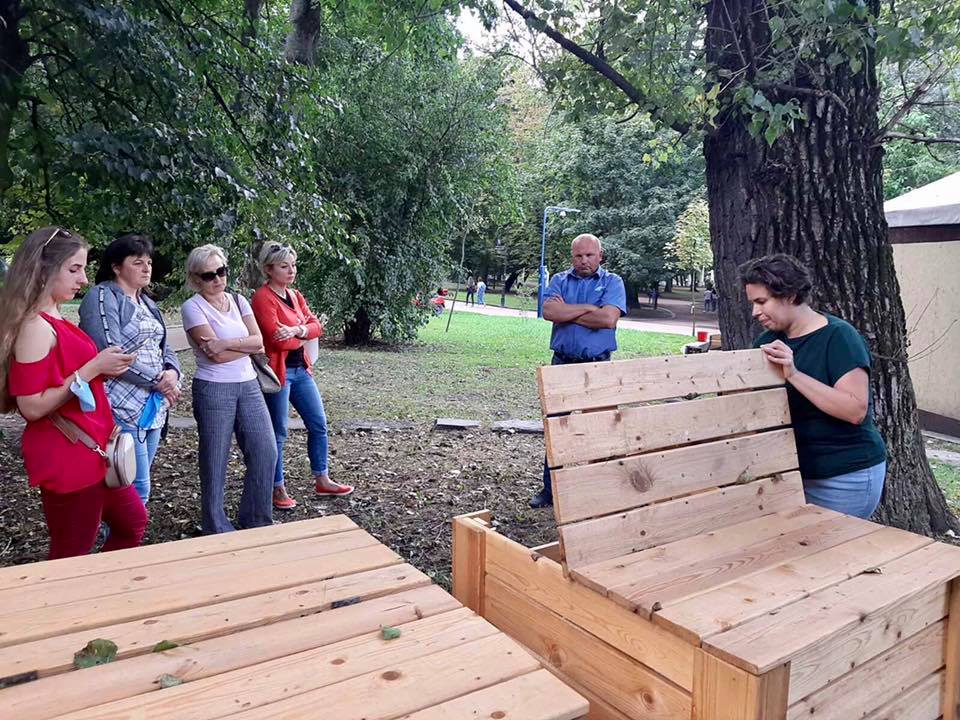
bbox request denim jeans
[264,367,329,487]
[119,425,161,505]
[803,461,886,519]
[477,288,485,305]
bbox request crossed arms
[543,295,620,329]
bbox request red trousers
[40,482,148,560]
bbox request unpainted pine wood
[655,526,933,644]
[0,563,437,683]
[50,609,504,720]
[573,504,831,598]
[483,527,694,691]
[0,542,402,648]
[538,349,783,415]
[400,669,588,720]
[785,620,944,720]
[559,472,806,571]
[533,663,637,720]
[862,671,944,720]
[545,388,791,468]
[452,512,490,614]
[0,528,380,617]
[944,576,960,720]
[5,588,464,720]
[0,515,356,591]
[703,541,960,679]
[692,649,789,720]
[614,514,880,617]
[552,428,799,524]
[484,575,692,720]
[530,542,563,563]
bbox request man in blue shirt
[530,233,627,508]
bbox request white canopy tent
[884,170,960,228]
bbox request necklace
[205,293,229,312]
[268,283,289,300]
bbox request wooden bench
[453,348,960,720]
[0,516,588,720]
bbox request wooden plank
[452,512,490,614]
[545,388,790,467]
[552,428,799,524]
[50,610,509,720]
[484,528,694,691]
[611,514,880,616]
[559,472,806,570]
[785,621,944,720]
[4,587,463,720]
[0,542,402,647]
[573,504,832,599]
[400,669,588,720]
[0,564,437,682]
[530,542,563,563]
[484,575,692,720]
[538,349,783,415]
[692,649,789,720]
[945,576,960,720]
[703,542,960,681]
[656,526,933,644]
[0,515,356,591]
[534,661,636,720]
[0,529,380,616]
[862,671,944,720]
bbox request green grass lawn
[933,458,960,513]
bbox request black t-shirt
[754,313,886,479]
[280,292,305,368]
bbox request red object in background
[697,330,709,342]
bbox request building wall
[891,235,960,435]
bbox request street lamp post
[538,205,581,318]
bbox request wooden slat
[0,529,379,616]
[552,428,799,524]
[0,515,356,591]
[530,542,563,563]
[545,388,790,467]
[401,669,588,720]
[483,528,694,691]
[0,542,402,647]
[534,662,636,720]
[484,575,692,720]
[945,576,960,720]
[538,349,783,415]
[573,504,831,598]
[5,587,462,720]
[862,671,944,720]
[655,525,933,643]
[692,649,789,720]
[786,621,944,720]
[452,511,490,614]
[612,514,880,617]
[703,542,960,688]
[559,472,806,570]
[0,564,436,682]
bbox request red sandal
[315,482,354,497]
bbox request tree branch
[880,131,960,145]
[500,0,690,135]
[874,62,947,143]
[757,82,849,114]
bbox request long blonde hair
[0,227,88,413]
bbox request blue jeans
[119,425,161,505]
[803,461,886,519]
[477,288,485,304]
[264,367,329,487]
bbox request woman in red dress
[0,227,148,559]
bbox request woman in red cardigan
[251,242,353,510]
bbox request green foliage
[73,638,118,669]
[380,625,402,640]
[152,640,179,652]
[666,198,712,276]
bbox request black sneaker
[529,490,553,508]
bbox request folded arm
[542,295,598,323]
[574,305,621,330]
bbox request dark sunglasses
[198,265,228,282]
[41,226,73,249]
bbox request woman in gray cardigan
[79,234,181,504]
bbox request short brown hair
[738,254,813,305]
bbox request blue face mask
[138,391,165,429]
[70,373,97,413]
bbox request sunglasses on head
[198,265,228,282]
[42,227,73,249]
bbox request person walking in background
[181,244,275,534]
[80,234,181,504]
[741,254,887,519]
[530,233,626,508]
[0,227,147,559]
[476,277,486,305]
[252,242,353,510]
[465,276,477,306]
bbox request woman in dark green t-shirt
[739,254,887,519]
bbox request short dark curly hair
[738,254,813,305]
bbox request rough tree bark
[0,0,30,195]
[705,0,956,534]
[285,0,322,65]
[343,307,372,346]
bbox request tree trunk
[0,0,30,195]
[705,0,956,535]
[344,306,372,345]
[285,0,322,65]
